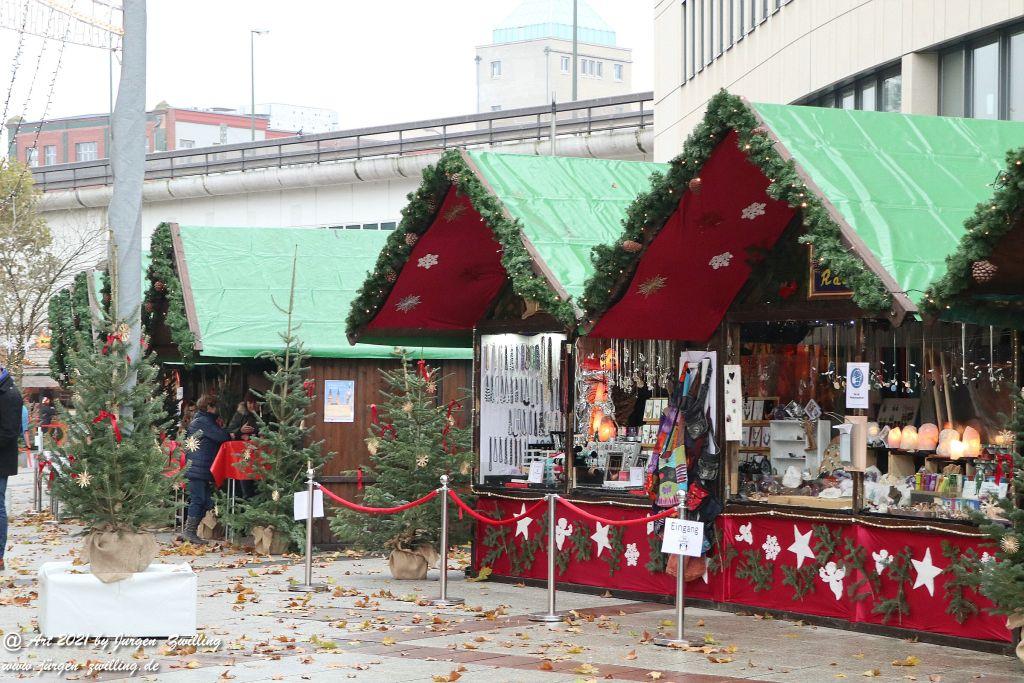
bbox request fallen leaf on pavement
[431,671,462,682]
[892,656,921,667]
[646,673,662,680]
[573,663,599,675]
[862,670,881,677]
[538,660,553,671]
[623,650,637,661]
[467,567,492,582]
[707,656,733,664]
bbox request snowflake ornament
[624,543,640,567]
[182,434,201,453]
[741,202,767,220]
[417,254,440,270]
[709,252,733,270]
[77,469,92,488]
[637,275,667,298]
[395,295,422,313]
[443,203,466,223]
[416,453,429,468]
[734,522,753,545]
[271,490,280,502]
[762,534,781,561]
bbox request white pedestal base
[38,562,197,638]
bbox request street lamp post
[250,29,269,141]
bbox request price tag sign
[660,518,704,557]
[293,490,325,520]
[527,460,545,484]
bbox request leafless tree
[0,161,102,381]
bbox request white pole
[290,464,327,593]
[429,474,465,606]
[655,502,690,648]
[529,493,567,622]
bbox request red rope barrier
[556,498,679,527]
[316,484,438,514]
[448,490,547,526]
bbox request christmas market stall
[138,222,472,542]
[560,94,1024,647]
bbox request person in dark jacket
[0,368,23,571]
[181,395,230,545]
[226,396,259,499]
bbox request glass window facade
[679,0,791,85]
[939,23,1024,120]
[801,65,901,113]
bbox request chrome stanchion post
[529,493,567,622]
[430,474,465,606]
[290,463,327,593]
[655,501,689,648]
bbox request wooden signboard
[808,246,854,299]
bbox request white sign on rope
[661,518,704,557]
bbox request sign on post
[293,490,325,520]
[846,362,870,410]
[661,518,704,557]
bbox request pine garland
[144,223,196,365]
[600,525,625,576]
[47,272,94,386]
[736,548,774,592]
[345,151,575,342]
[580,90,892,326]
[780,524,841,601]
[707,526,738,575]
[841,538,882,603]
[923,147,1024,315]
[940,541,981,624]
[645,531,667,573]
[872,547,914,624]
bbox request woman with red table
[181,395,230,545]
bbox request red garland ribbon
[100,334,119,356]
[441,399,461,453]
[416,359,429,382]
[356,467,364,491]
[370,404,379,425]
[92,410,123,443]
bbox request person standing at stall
[226,395,259,498]
[181,395,230,545]
[0,367,23,571]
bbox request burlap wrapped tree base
[197,510,224,540]
[81,530,158,583]
[388,545,439,580]
[252,526,291,555]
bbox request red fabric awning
[365,187,507,337]
[590,132,796,341]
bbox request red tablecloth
[210,440,266,487]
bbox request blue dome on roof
[493,0,616,47]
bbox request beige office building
[653,0,1024,161]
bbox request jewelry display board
[479,332,566,485]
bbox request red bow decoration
[101,334,119,356]
[995,453,1013,485]
[302,379,315,398]
[778,281,798,299]
[356,467,364,491]
[380,423,397,439]
[416,359,430,382]
[441,400,461,453]
[370,404,379,425]
[92,410,123,443]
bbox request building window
[839,86,855,110]
[178,139,195,149]
[971,39,999,119]
[880,72,901,112]
[614,63,624,81]
[75,141,98,161]
[560,55,570,73]
[25,148,38,166]
[219,124,228,144]
[859,80,877,111]
[490,60,501,78]
[939,23,1024,121]
[43,145,56,166]
[801,63,900,113]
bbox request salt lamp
[963,426,981,456]
[597,416,617,443]
[949,439,966,460]
[887,426,902,449]
[589,407,605,437]
[899,425,918,451]
[937,427,960,456]
[917,423,939,451]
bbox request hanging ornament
[402,401,414,414]
[426,381,437,395]
[77,469,92,488]
[971,260,998,283]
[404,233,419,247]
[384,270,398,283]
[446,171,462,184]
[154,281,167,292]
[366,436,380,455]
[271,490,280,502]
[182,434,201,453]
[144,301,154,313]
[620,239,642,253]
[415,453,429,468]
[1001,535,1020,554]
[687,176,703,194]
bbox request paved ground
[1,470,1021,682]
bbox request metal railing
[30,92,654,192]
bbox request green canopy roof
[175,226,470,360]
[465,150,667,301]
[751,103,1024,307]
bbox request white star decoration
[741,202,767,220]
[395,294,422,313]
[734,522,753,545]
[417,253,439,270]
[709,251,733,270]
[624,543,640,567]
[762,535,781,561]
[787,525,815,569]
[555,518,573,551]
[911,547,943,597]
[514,504,533,541]
[591,522,612,557]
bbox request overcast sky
[1,0,652,138]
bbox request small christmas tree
[50,318,175,579]
[330,354,472,556]
[216,255,329,553]
[977,391,1024,621]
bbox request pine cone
[621,239,642,253]
[385,270,398,283]
[971,260,997,284]
[446,171,462,184]
[404,233,419,247]
[154,281,167,292]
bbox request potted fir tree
[330,355,471,579]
